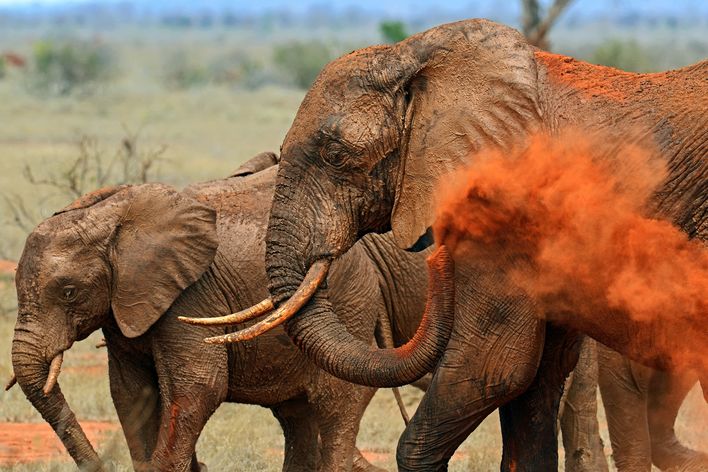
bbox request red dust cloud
[434,130,708,380]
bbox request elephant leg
[396,292,546,472]
[150,389,222,472]
[107,349,160,472]
[311,380,377,472]
[271,397,320,472]
[560,337,609,472]
[648,370,708,471]
[499,324,582,472]
[150,341,227,472]
[597,343,652,472]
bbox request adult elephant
[8,155,453,472]
[192,18,707,471]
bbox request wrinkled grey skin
[598,344,708,472]
[11,157,438,472]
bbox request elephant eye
[320,141,349,169]
[62,285,77,301]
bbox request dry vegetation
[0,18,706,472]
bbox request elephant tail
[374,304,411,425]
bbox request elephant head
[194,19,541,387]
[11,184,217,468]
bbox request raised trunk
[266,191,456,387]
[12,334,103,470]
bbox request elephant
[9,153,459,472]
[559,338,609,472]
[190,18,707,471]
[597,343,708,472]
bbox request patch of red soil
[63,352,108,376]
[0,260,16,277]
[0,421,119,465]
[72,352,106,362]
[64,364,107,376]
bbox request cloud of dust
[433,129,708,378]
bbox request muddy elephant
[9,154,456,472]
[598,344,708,472]
[192,19,707,471]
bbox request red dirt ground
[0,260,16,276]
[63,351,108,376]
[0,421,119,465]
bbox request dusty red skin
[535,51,667,101]
[435,130,708,379]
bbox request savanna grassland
[0,13,707,471]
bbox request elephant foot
[652,439,708,472]
[190,460,208,472]
[565,446,608,472]
[352,448,387,472]
[662,455,708,472]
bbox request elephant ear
[54,185,131,216]
[230,151,279,177]
[110,184,218,338]
[390,20,542,249]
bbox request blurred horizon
[1,0,707,26]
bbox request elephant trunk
[11,331,103,470]
[265,194,456,388]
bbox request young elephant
[9,159,451,472]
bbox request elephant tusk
[178,298,275,327]
[5,373,17,391]
[43,352,63,396]
[204,259,331,344]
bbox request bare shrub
[27,38,115,96]
[0,129,167,259]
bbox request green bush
[29,39,114,95]
[273,41,332,89]
[209,51,265,90]
[591,39,656,72]
[162,49,269,90]
[380,21,409,43]
[0,58,5,79]
[162,51,209,89]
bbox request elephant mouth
[8,349,67,395]
[179,258,332,342]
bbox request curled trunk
[268,211,456,387]
[12,334,103,470]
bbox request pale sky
[0,0,82,4]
